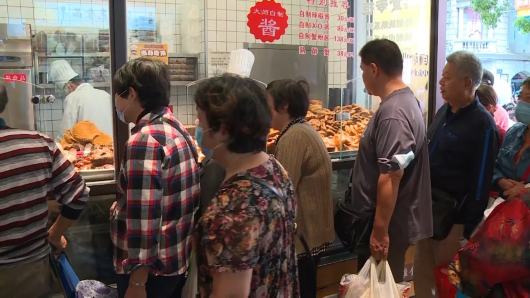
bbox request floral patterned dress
[196,157,299,297]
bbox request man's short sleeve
[375,119,416,173]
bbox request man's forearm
[374,171,403,231]
[48,215,74,240]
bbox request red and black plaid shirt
[111,107,200,275]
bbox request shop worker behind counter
[49,60,114,142]
[0,84,90,298]
[350,38,432,281]
[414,51,500,297]
[109,57,200,298]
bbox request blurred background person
[49,60,113,142]
[194,74,299,297]
[266,78,334,298]
[477,84,506,143]
[110,58,199,298]
[493,77,530,200]
[483,69,514,130]
[0,84,89,297]
[415,51,499,297]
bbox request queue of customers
[0,39,526,298]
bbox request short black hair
[266,79,310,118]
[359,39,403,76]
[0,84,7,114]
[194,74,271,154]
[113,57,170,111]
[482,69,495,86]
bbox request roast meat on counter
[58,120,114,171]
[267,100,373,152]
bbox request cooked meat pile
[59,120,114,171]
[61,120,112,150]
[267,100,373,152]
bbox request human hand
[48,235,67,254]
[125,285,146,298]
[370,228,389,260]
[47,201,61,215]
[503,180,526,200]
[498,178,516,191]
[109,201,117,220]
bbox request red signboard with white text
[3,73,27,82]
[247,0,289,43]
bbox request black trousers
[117,273,186,298]
[298,253,322,298]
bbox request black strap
[158,118,199,163]
[232,175,313,258]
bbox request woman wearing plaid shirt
[110,58,200,298]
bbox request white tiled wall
[205,0,350,87]
[3,0,352,134]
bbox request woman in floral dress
[193,73,299,297]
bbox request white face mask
[114,90,130,123]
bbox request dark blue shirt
[428,99,500,238]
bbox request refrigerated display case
[0,24,36,131]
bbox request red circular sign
[247,0,289,43]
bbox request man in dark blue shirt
[414,51,500,297]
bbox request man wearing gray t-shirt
[350,39,432,281]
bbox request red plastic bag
[435,264,458,298]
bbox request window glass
[123,0,432,157]
[124,0,205,131]
[1,1,115,181]
[445,1,527,128]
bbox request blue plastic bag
[50,253,80,298]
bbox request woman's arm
[211,270,252,298]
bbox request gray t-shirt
[350,87,432,244]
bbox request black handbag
[431,188,466,241]
[334,200,375,252]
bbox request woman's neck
[217,151,269,183]
[277,118,293,132]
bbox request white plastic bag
[343,257,410,298]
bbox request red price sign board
[247,0,289,43]
[3,73,27,82]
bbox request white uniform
[56,83,114,142]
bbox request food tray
[79,168,114,182]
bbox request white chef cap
[226,49,255,78]
[49,60,78,83]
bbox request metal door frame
[89,0,128,195]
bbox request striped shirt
[111,107,200,276]
[0,121,89,268]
